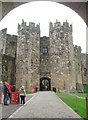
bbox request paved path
[1,94,33,119]
[9,91,83,119]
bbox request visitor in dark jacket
[3,81,9,105]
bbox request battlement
[40,36,49,39]
[7,34,17,43]
[0,28,7,35]
[18,19,40,33]
[49,19,72,33]
[74,45,81,54]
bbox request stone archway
[40,77,51,91]
[0,1,87,25]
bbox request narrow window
[42,48,48,54]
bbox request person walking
[19,86,26,105]
[3,81,9,105]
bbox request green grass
[75,93,86,97]
[83,85,88,93]
[56,92,87,120]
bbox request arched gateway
[40,77,51,91]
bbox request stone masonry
[16,20,40,90]
[1,31,17,84]
[49,20,75,91]
[0,19,87,92]
[0,28,7,81]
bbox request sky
[0,1,86,53]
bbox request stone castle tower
[1,20,86,92]
[16,20,40,90]
[49,20,83,91]
[49,20,74,91]
[15,19,83,92]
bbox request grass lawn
[75,93,86,98]
[56,92,87,120]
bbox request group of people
[0,81,26,105]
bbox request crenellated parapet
[74,45,81,57]
[18,19,40,33]
[49,19,72,34]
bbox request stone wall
[0,20,85,92]
[81,53,87,84]
[0,28,7,82]
[73,46,83,92]
[16,20,40,90]
[31,28,40,90]
[49,20,78,92]
[2,34,17,84]
[2,55,16,84]
[5,34,17,57]
[40,36,51,78]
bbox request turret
[63,20,72,33]
[29,22,35,29]
[63,19,69,27]
[22,19,27,27]
[49,22,53,32]
[36,23,40,33]
[18,19,27,32]
[52,19,61,32]
[74,45,82,56]
[54,19,61,29]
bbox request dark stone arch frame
[40,77,51,91]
